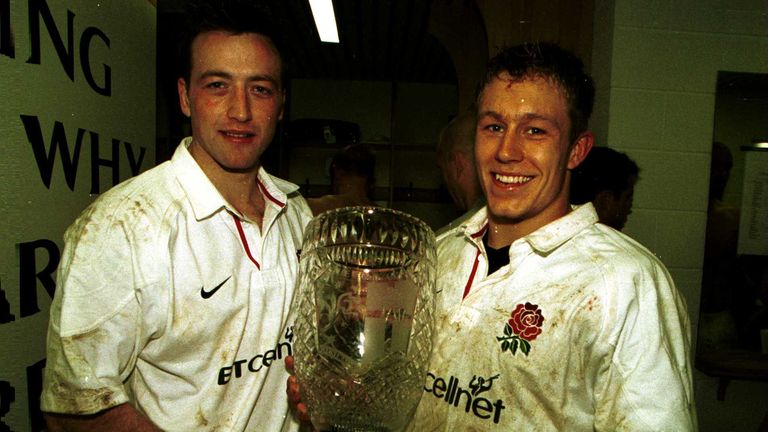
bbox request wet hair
[478,42,595,142]
[179,0,285,85]
[570,147,639,204]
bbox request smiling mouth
[494,173,533,185]
[222,131,255,138]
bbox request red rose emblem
[508,302,544,341]
[497,302,545,356]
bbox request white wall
[592,0,768,430]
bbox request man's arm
[594,260,696,430]
[45,403,161,432]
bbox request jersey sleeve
[41,203,154,415]
[593,256,697,431]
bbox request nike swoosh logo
[201,276,231,299]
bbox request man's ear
[567,131,594,170]
[177,78,191,118]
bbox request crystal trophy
[293,206,436,431]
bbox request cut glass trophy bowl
[293,206,436,431]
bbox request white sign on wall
[0,1,156,430]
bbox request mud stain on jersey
[49,384,116,414]
[196,407,209,427]
[46,340,118,416]
[585,295,599,312]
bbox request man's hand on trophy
[285,355,310,422]
[285,355,329,431]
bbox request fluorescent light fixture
[309,0,340,43]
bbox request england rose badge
[496,302,545,356]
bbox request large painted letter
[0,380,14,432]
[0,280,14,324]
[0,0,13,58]
[21,115,84,191]
[18,240,60,318]
[27,0,75,81]
[80,26,111,96]
[27,360,46,432]
[90,135,120,194]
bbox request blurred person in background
[307,143,377,215]
[435,110,484,234]
[570,146,639,231]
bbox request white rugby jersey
[409,204,696,431]
[42,138,313,431]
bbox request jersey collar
[171,138,301,221]
[459,203,598,255]
[524,203,599,254]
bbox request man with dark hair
[41,1,311,430]
[177,0,285,86]
[408,42,695,430]
[570,146,640,230]
[307,144,378,215]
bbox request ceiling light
[309,0,339,43]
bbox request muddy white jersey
[42,138,313,431]
[409,204,696,431]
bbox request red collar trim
[462,224,487,299]
[258,179,285,208]
[232,214,261,270]
[463,249,481,299]
[471,223,488,239]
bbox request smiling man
[41,1,312,431]
[408,43,696,430]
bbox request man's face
[475,74,592,231]
[178,31,284,174]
